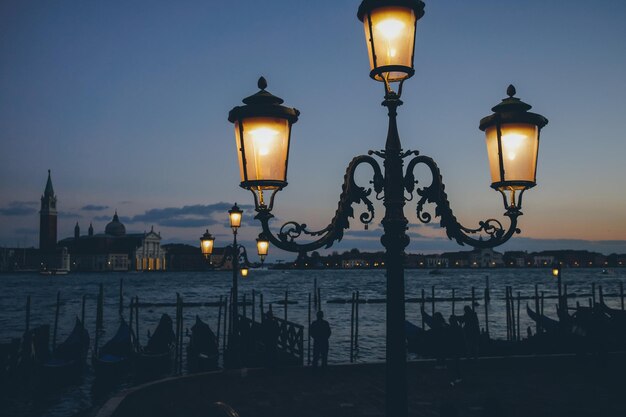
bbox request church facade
[58,213,167,272]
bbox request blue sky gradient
[1,1,625,259]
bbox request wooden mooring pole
[81,294,86,324]
[216,295,223,352]
[451,289,455,315]
[421,289,425,329]
[621,282,624,310]
[355,290,360,354]
[53,290,61,349]
[251,290,256,322]
[431,285,435,314]
[534,284,540,334]
[284,290,288,321]
[96,283,104,332]
[307,293,311,366]
[471,287,476,312]
[350,292,355,363]
[119,278,124,317]
[25,295,31,332]
[516,291,521,341]
[591,283,596,307]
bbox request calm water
[1,268,624,417]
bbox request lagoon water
[1,268,625,417]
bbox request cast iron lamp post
[199,203,268,367]
[552,264,563,310]
[227,1,548,416]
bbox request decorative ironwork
[211,244,252,269]
[404,154,521,248]
[254,154,383,252]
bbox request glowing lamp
[256,233,270,262]
[358,0,424,82]
[552,266,560,277]
[228,203,243,231]
[240,267,249,278]
[228,77,299,210]
[479,85,548,209]
[200,229,215,258]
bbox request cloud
[93,214,132,223]
[58,211,81,219]
[81,204,109,211]
[129,202,255,229]
[0,201,38,216]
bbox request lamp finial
[258,76,267,90]
[506,84,516,97]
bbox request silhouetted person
[262,311,280,367]
[310,310,331,367]
[430,312,449,367]
[459,306,480,358]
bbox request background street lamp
[227,1,548,416]
[199,203,265,367]
[552,264,563,310]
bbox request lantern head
[479,85,548,210]
[358,0,425,83]
[256,233,270,263]
[200,229,215,258]
[228,77,299,211]
[240,266,249,278]
[228,203,243,231]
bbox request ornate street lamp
[358,0,424,83]
[199,204,259,368]
[199,229,215,259]
[256,233,270,263]
[480,85,549,210]
[227,1,548,416]
[228,78,299,211]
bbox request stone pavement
[96,353,626,417]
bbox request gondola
[526,305,560,333]
[42,317,90,376]
[93,318,135,378]
[187,316,219,372]
[136,314,175,376]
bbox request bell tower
[39,170,58,252]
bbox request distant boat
[40,269,69,276]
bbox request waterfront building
[59,213,167,271]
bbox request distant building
[38,171,69,271]
[59,213,166,271]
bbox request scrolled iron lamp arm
[404,153,521,248]
[254,154,384,253]
[211,244,252,269]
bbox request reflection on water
[0,268,624,416]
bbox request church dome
[105,212,126,236]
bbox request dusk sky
[1,0,625,261]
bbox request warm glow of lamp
[240,267,249,278]
[358,1,424,82]
[485,123,539,189]
[552,267,560,277]
[199,230,215,258]
[228,203,243,230]
[229,77,299,210]
[256,234,270,262]
[479,85,548,209]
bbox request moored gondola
[42,317,90,377]
[526,305,560,333]
[93,318,136,378]
[187,316,219,372]
[136,314,175,376]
